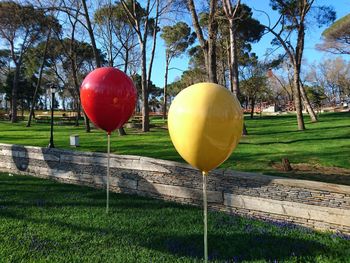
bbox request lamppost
[48,84,57,148]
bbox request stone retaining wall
[0,143,349,234]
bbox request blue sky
[151,0,350,88]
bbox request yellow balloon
[168,82,243,172]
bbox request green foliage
[319,14,350,55]
[240,56,270,105]
[0,2,52,53]
[167,68,207,96]
[188,3,264,77]
[3,69,39,105]
[132,74,161,110]
[270,0,335,28]
[323,14,350,40]
[305,85,327,109]
[269,0,335,49]
[0,173,349,262]
[232,4,265,43]
[44,38,105,90]
[0,49,10,68]
[161,22,195,59]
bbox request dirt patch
[270,161,350,185]
[272,162,350,176]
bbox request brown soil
[271,162,350,185]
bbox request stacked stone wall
[1,143,349,234]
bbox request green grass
[0,112,349,184]
[1,173,349,262]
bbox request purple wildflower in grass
[331,231,350,240]
[244,223,254,233]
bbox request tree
[94,2,139,70]
[261,0,335,130]
[121,0,170,132]
[187,0,218,83]
[0,49,11,75]
[81,0,101,67]
[95,1,141,136]
[132,73,162,112]
[308,58,350,105]
[52,0,106,131]
[304,85,327,113]
[26,15,61,127]
[240,57,270,118]
[318,14,350,55]
[4,68,40,116]
[26,30,52,127]
[0,2,51,122]
[223,2,264,96]
[160,22,195,119]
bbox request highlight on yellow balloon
[168,82,243,172]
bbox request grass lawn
[0,173,349,262]
[0,112,349,185]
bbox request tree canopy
[318,14,350,55]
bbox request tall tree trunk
[187,0,209,76]
[299,81,317,122]
[72,58,90,131]
[229,24,240,96]
[293,19,307,130]
[221,56,226,87]
[227,43,234,92]
[163,53,169,120]
[228,23,248,135]
[140,42,149,132]
[231,31,240,96]
[250,98,255,119]
[293,67,305,130]
[207,0,218,83]
[21,98,24,117]
[11,64,20,123]
[121,0,151,132]
[44,93,47,110]
[81,0,101,67]
[75,101,80,126]
[117,48,130,136]
[147,0,159,87]
[83,110,91,131]
[62,97,66,111]
[27,29,51,127]
[124,48,129,73]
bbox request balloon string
[106,133,110,214]
[203,171,208,263]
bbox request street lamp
[48,84,57,148]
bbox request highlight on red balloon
[80,67,137,133]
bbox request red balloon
[80,67,137,134]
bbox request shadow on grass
[241,135,350,145]
[2,174,349,261]
[251,124,350,136]
[0,205,330,262]
[149,232,327,262]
